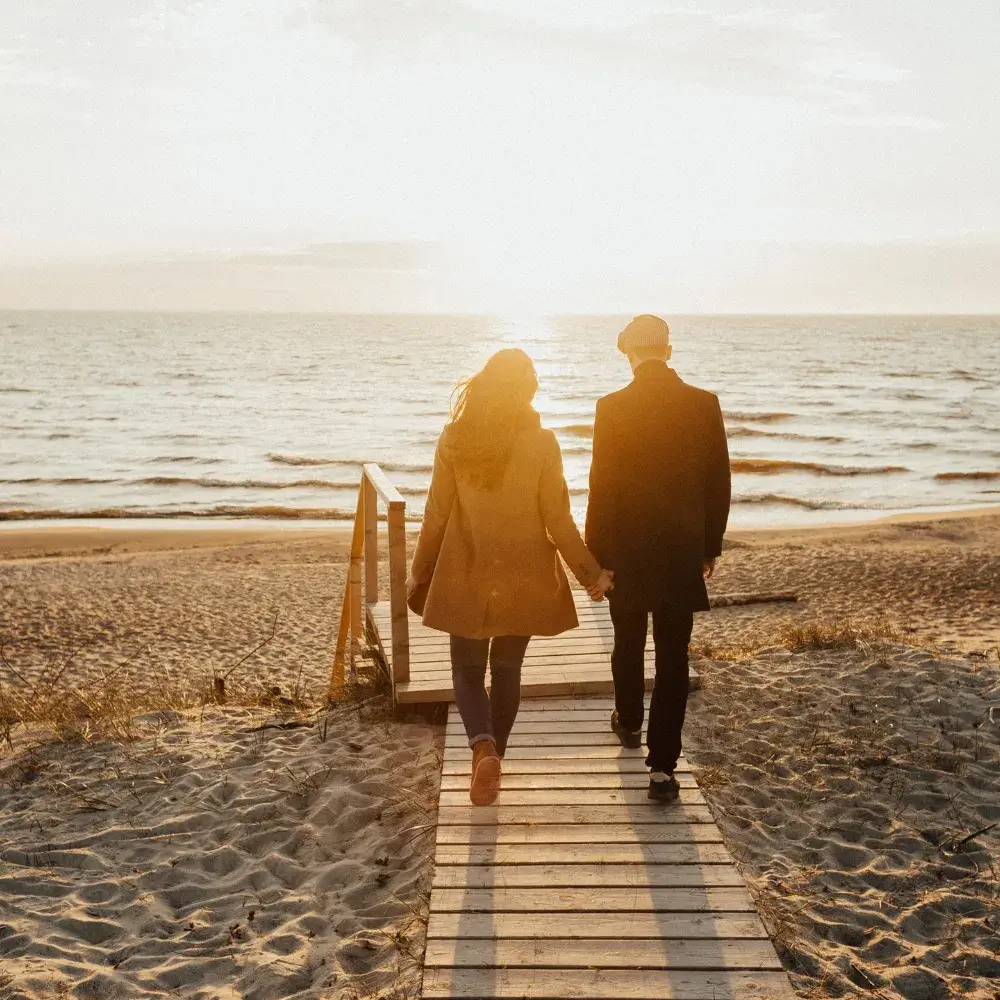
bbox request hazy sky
[2,1,998,311]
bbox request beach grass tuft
[694,615,902,661]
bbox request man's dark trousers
[609,599,694,774]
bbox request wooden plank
[426,910,768,940]
[387,504,410,687]
[422,968,798,999]
[441,759,687,776]
[409,677,638,703]
[363,473,379,604]
[494,707,645,720]
[363,461,406,508]
[443,745,651,761]
[407,634,620,654]
[437,789,707,807]
[424,938,785,970]
[449,720,658,735]
[404,642,616,674]
[436,805,716,826]
[433,843,735,866]
[432,863,745,889]
[446,733,648,748]
[414,664,620,682]
[496,698,620,712]
[429,886,755,913]
[439,773,697,790]
[434,824,725,845]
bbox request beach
[1,509,998,997]
[2,508,997,702]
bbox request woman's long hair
[446,349,539,489]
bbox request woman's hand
[406,575,420,599]
[587,568,615,602]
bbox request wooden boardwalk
[424,696,795,1000]
[373,592,699,704]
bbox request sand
[1,509,998,998]
[0,705,440,999]
[686,644,1000,999]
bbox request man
[586,315,731,801]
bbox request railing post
[363,472,378,605]
[387,503,410,686]
[348,485,364,669]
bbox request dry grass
[693,616,902,661]
[0,604,408,761]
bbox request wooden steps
[423,697,795,1000]
[372,591,701,704]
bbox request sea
[1,313,998,529]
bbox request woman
[406,349,613,806]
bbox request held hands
[405,575,420,599]
[587,568,615,602]
[703,558,717,580]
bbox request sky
[1,1,998,312]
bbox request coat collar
[632,360,679,383]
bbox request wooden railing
[330,463,410,699]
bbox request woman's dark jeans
[450,635,531,755]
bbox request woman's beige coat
[409,414,601,639]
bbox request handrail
[362,462,406,509]
[330,464,411,700]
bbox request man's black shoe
[610,710,642,750]
[648,772,680,802]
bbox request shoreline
[1,504,998,561]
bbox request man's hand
[702,558,717,580]
[587,568,615,602]
[406,575,420,599]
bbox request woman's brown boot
[469,738,501,806]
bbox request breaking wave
[0,505,422,522]
[732,493,867,511]
[727,426,847,443]
[0,476,119,486]
[725,411,795,423]
[266,453,433,474]
[554,424,594,439]
[934,470,1000,481]
[732,460,909,477]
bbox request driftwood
[709,592,798,608]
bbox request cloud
[302,0,906,103]
[215,240,445,271]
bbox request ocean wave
[554,424,594,439]
[0,476,119,486]
[725,411,794,423]
[732,493,865,511]
[148,455,221,464]
[265,453,433,474]
[732,459,909,477]
[135,475,427,494]
[0,505,422,522]
[727,426,847,443]
[934,470,1000,481]
[0,387,37,394]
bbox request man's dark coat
[585,360,731,612]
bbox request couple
[405,314,732,805]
